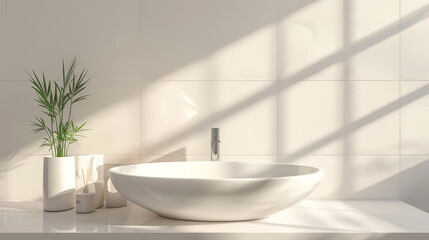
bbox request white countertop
[1,200,429,235]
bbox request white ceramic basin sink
[109,161,323,221]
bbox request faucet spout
[211,128,220,161]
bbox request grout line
[6,79,428,82]
[4,0,7,227]
[2,79,141,82]
[399,154,429,156]
[139,0,142,163]
[398,0,402,200]
[8,154,143,157]
[140,79,278,82]
[142,79,401,82]
[8,153,406,157]
[276,0,279,163]
[277,154,403,157]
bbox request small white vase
[76,154,104,208]
[93,180,104,208]
[76,190,96,214]
[43,156,76,212]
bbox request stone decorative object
[104,164,127,208]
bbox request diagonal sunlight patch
[154,24,277,81]
[282,84,429,161]
[144,3,429,156]
[174,87,199,120]
[280,3,429,81]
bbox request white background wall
[0,0,429,211]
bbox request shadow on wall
[144,148,188,163]
[4,1,429,201]
[400,157,429,213]
[9,1,429,159]
[140,3,429,157]
[279,84,429,162]
[140,0,318,81]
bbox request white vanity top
[1,200,429,239]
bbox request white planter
[43,156,76,212]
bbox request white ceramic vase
[43,156,76,211]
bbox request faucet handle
[211,128,220,142]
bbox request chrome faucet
[211,128,220,161]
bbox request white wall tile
[6,0,140,81]
[401,81,429,154]
[103,155,140,165]
[141,0,277,81]
[401,0,429,80]
[1,81,7,229]
[141,154,211,163]
[69,81,141,155]
[279,81,399,156]
[401,0,429,16]
[0,155,5,202]
[141,81,277,155]
[278,0,343,80]
[141,154,192,163]
[217,155,277,163]
[401,155,429,212]
[349,0,399,80]
[0,82,5,201]
[0,198,3,232]
[7,80,141,156]
[278,81,343,155]
[349,38,399,81]
[350,0,399,43]
[0,82,5,156]
[7,155,43,201]
[347,81,399,154]
[280,155,400,199]
[279,0,399,81]
[6,81,48,156]
[0,0,5,81]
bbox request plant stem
[64,97,73,157]
[50,116,56,157]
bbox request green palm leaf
[29,59,90,157]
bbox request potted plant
[30,58,89,211]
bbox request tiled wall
[0,0,429,211]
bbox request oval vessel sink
[109,161,323,221]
